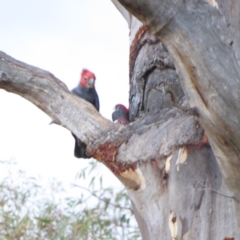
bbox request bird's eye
[84,77,88,81]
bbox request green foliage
[0,160,140,240]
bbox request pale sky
[0,0,129,191]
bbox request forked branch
[0,51,203,189]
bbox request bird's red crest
[81,69,96,79]
[80,69,96,88]
[115,104,129,114]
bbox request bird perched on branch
[71,69,99,158]
[112,104,129,125]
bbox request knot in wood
[0,71,8,82]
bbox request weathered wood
[112,1,240,238]
[2,0,240,237]
[0,51,111,143]
[4,49,237,239]
[0,51,204,191]
[126,28,240,239]
[115,0,240,203]
[129,147,239,239]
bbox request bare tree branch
[0,51,204,190]
[0,51,112,143]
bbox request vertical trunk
[112,2,240,239]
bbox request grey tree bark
[112,1,239,239]
[0,0,240,239]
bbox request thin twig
[71,184,132,211]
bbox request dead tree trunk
[112,0,240,239]
[0,0,240,239]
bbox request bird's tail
[72,134,91,159]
